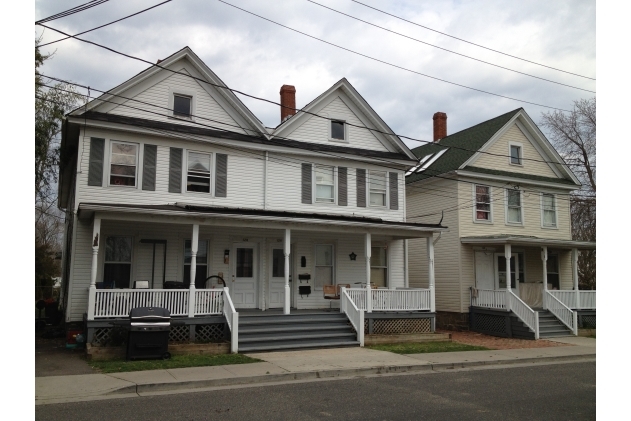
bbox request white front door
[231,243,258,308]
[268,246,290,308]
[474,251,495,290]
[495,253,520,296]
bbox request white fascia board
[66,117,412,167]
[456,170,579,190]
[78,203,444,237]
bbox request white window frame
[168,88,196,120]
[102,236,134,289]
[314,165,336,204]
[369,170,388,208]
[505,188,524,226]
[314,244,335,291]
[540,192,558,229]
[183,239,210,286]
[107,140,139,188]
[472,184,493,224]
[328,117,348,143]
[370,245,388,288]
[508,142,523,166]
[185,149,213,195]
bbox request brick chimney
[433,112,447,142]
[280,85,296,123]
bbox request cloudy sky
[35,0,595,147]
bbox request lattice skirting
[169,325,190,343]
[90,323,226,345]
[579,315,596,329]
[363,318,432,334]
[92,327,112,346]
[195,323,224,342]
[471,313,507,335]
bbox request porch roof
[460,235,595,250]
[78,202,446,237]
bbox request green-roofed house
[406,109,595,339]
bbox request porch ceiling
[78,202,446,238]
[460,235,595,250]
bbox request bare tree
[540,98,596,289]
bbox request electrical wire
[39,0,173,48]
[306,0,594,93]
[36,0,110,24]
[351,0,595,81]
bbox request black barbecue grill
[127,307,171,360]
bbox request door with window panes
[269,246,292,308]
[495,253,523,296]
[371,247,387,288]
[103,237,132,289]
[231,243,258,308]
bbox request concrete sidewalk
[35,337,595,405]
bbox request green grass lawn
[90,353,261,373]
[367,341,489,354]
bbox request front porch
[463,235,596,339]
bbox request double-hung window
[506,189,522,224]
[510,144,522,165]
[315,165,335,203]
[315,244,334,289]
[546,254,560,290]
[183,240,208,288]
[187,151,212,193]
[103,237,132,289]
[109,142,138,186]
[369,171,387,206]
[370,246,387,288]
[542,193,557,228]
[475,185,491,221]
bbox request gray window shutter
[301,163,312,204]
[169,147,182,193]
[356,168,366,207]
[338,167,347,206]
[87,137,105,186]
[215,153,228,197]
[142,144,157,191]
[389,172,399,210]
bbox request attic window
[510,144,522,165]
[331,120,345,140]
[173,94,192,117]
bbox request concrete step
[240,331,357,344]
[239,338,360,353]
[240,323,352,334]
[239,314,348,326]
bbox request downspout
[263,151,268,210]
[404,240,409,288]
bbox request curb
[109,354,595,395]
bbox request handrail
[223,287,238,353]
[340,288,364,346]
[507,290,539,339]
[345,288,430,312]
[544,291,577,335]
[470,288,507,309]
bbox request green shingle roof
[406,108,522,184]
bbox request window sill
[505,221,524,227]
[107,184,138,189]
[328,138,349,144]
[170,115,195,122]
[509,163,523,167]
[541,225,558,230]
[473,219,494,224]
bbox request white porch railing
[544,291,577,335]
[223,287,239,354]
[195,289,224,315]
[470,288,507,309]
[93,289,192,318]
[548,290,596,310]
[508,291,539,339]
[340,287,364,346]
[345,288,431,312]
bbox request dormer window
[330,120,345,141]
[510,144,522,165]
[173,94,192,117]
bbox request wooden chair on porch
[323,285,339,300]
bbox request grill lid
[129,307,171,321]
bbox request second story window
[330,120,345,141]
[173,94,192,117]
[369,171,387,206]
[506,189,522,224]
[187,151,211,193]
[542,193,557,228]
[510,144,522,165]
[475,185,491,221]
[315,165,335,203]
[109,141,138,187]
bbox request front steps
[238,312,360,352]
[537,311,574,338]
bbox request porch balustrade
[345,288,431,312]
[470,288,507,309]
[223,287,239,353]
[547,290,596,310]
[544,291,577,335]
[508,291,539,339]
[340,287,364,346]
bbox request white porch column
[188,224,199,317]
[505,243,512,310]
[572,248,580,309]
[284,228,291,315]
[365,233,372,313]
[87,217,101,321]
[541,246,548,310]
[427,235,436,313]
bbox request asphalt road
[36,361,595,421]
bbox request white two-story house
[58,47,444,353]
[406,110,595,340]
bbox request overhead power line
[36,0,110,24]
[351,0,595,81]
[306,0,594,93]
[214,0,575,112]
[39,0,173,48]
